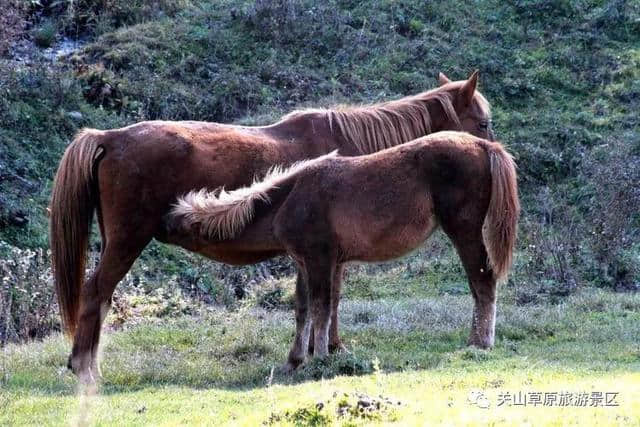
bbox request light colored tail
[50,129,104,336]
[479,141,520,282]
[173,151,338,240]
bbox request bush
[0,242,58,344]
[580,140,640,289]
[512,136,640,294]
[33,20,57,48]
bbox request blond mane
[173,151,338,240]
[282,88,463,154]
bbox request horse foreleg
[284,269,311,372]
[305,259,335,358]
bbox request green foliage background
[0,0,638,341]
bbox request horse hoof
[467,339,493,350]
[329,342,349,354]
[280,361,301,374]
[67,354,101,386]
[78,369,97,386]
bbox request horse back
[96,121,284,198]
[88,121,289,247]
[272,154,437,262]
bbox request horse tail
[479,141,520,282]
[173,151,339,240]
[50,128,104,337]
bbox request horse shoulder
[272,168,339,253]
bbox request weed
[33,20,57,48]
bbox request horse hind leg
[461,240,496,349]
[308,263,346,355]
[304,259,335,358]
[444,227,497,349]
[68,237,148,383]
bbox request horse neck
[264,111,346,158]
[264,91,457,158]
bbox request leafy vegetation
[0,0,638,344]
[0,3,639,423]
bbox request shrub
[33,20,57,48]
[0,242,59,344]
[50,0,194,36]
[579,140,640,289]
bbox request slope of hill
[0,0,638,340]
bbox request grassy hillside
[0,0,639,395]
[1,2,640,424]
[1,0,639,342]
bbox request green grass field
[2,286,639,426]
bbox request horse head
[438,70,495,141]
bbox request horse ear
[458,70,479,106]
[438,72,452,86]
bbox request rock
[357,397,372,408]
[100,84,112,97]
[67,111,83,120]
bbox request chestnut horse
[173,131,519,370]
[50,71,494,381]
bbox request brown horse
[50,71,494,381]
[172,131,520,370]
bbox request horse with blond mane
[50,71,494,381]
[172,131,520,370]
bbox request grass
[2,288,639,425]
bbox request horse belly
[158,232,285,265]
[335,199,437,262]
[358,217,437,262]
[158,208,285,265]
